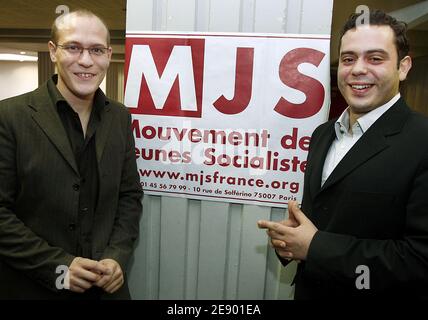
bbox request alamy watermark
[55,5,70,16]
[55,264,70,290]
[355,5,370,27]
[355,264,370,290]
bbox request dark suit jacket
[0,79,143,299]
[285,98,428,299]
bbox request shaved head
[51,9,110,46]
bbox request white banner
[125,32,330,207]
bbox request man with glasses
[0,9,143,299]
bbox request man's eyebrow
[60,41,80,45]
[61,41,107,47]
[366,49,389,55]
[340,51,355,57]
[340,49,389,56]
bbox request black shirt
[47,76,107,259]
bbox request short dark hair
[339,9,410,63]
[51,9,110,46]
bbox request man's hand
[65,257,110,293]
[262,203,299,258]
[94,259,124,294]
[257,200,318,261]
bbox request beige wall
[0,61,38,100]
[0,60,107,101]
[402,55,428,116]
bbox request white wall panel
[254,0,287,33]
[126,0,333,300]
[236,205,270,299]
[208,0,241,32]
[159,197,189,299]
[165,0,196,31]
[126,0,153,31]
[183,199,201,299]
[224,204,244,299]
[240,0,256,32]
[300,0,334,34]
[284,0,304,33]
[196,201,229,299]
[195,0,210,31]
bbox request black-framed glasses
[56,44,110,56]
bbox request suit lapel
[29,85,79,175]
[319,128,388,193]
[315,99,410,197]
[308,123,335,198]
[95,103,113,164]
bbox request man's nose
[77,49,94,67]
[351,58,368,76]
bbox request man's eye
[342,57,354,64]
[90,48,105,55]
[370,57,382,62]
[67,45,80,51]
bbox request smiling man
[0,10,143,299]
[258,9,428,299]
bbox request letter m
[124,37,204,118]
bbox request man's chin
[73,87,98,100]
[349,104,377,114]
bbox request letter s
[274,48,325,119]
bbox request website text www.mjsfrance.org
[138,169,299,202]
[133,121,311,203]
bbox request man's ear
[48,41,57,63]
[107,46,112,61]
[399,55,412,81]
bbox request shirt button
[72,183,80,191]
[81,207,89,213]
[68,223,76,231]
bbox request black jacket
[286,98,428,299]
[0,78,143,299]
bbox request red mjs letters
[125,37,326,119]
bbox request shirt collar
[334,93,400,139]
[47,74,109,118]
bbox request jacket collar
[28,76,113,175]
[310,97,410,198]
